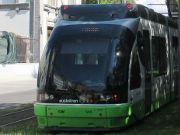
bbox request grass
[117,101,180,135]
[0,101,180,135]
[0,121,38,135]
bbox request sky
[134,0,168,16]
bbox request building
[168,0,178,19]
[0,0,177,62]
[0,0,30,37]
[39,0,82,61]
[0,0,81,63]
[134,0,178,18]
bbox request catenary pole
[33,0,41,62]
[178,0,180,103]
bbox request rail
[0,106,35,128]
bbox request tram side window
[143,30,151,70]
[0,35,8,63]
[172,36,179,70]
[138,30,151,69]
[130,48,141,90]
[172,37,178,51]
[152,36,167,76]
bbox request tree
[166,0,179,18]
[99,0,122,4]
[82,0,97,4]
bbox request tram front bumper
[34,103,133,129]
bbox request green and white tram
[34,3,179,131]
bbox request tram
[34,4,179,131]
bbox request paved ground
[0,77,37,109]
[0,103,21,110]
[0,78,36,95]
[0,90,36,103]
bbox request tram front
[34,4,140,131]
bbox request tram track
[0,106,35,128]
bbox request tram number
[59,99,79,103]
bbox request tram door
[143,30,152,114]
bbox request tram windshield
[53,38,110,91]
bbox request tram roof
[59,4,178,29]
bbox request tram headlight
[37,90,49,102]
[79,93,121,104]
[102,93,120,103]
[49,95,54,100]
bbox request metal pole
[178,0,180,103]
[33,0,41,62]
[29,0,34,62]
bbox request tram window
[138,30,151,68]
[152,36,167,76]
[172,37,178,51]
[0,35,8,63]
[172,37,178,68]
[159,38,167,75]
[54,38,109,85]
[75,54,99,65]
[143,30,151,70]
[130,48,141,90]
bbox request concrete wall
[0,9,29,37]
